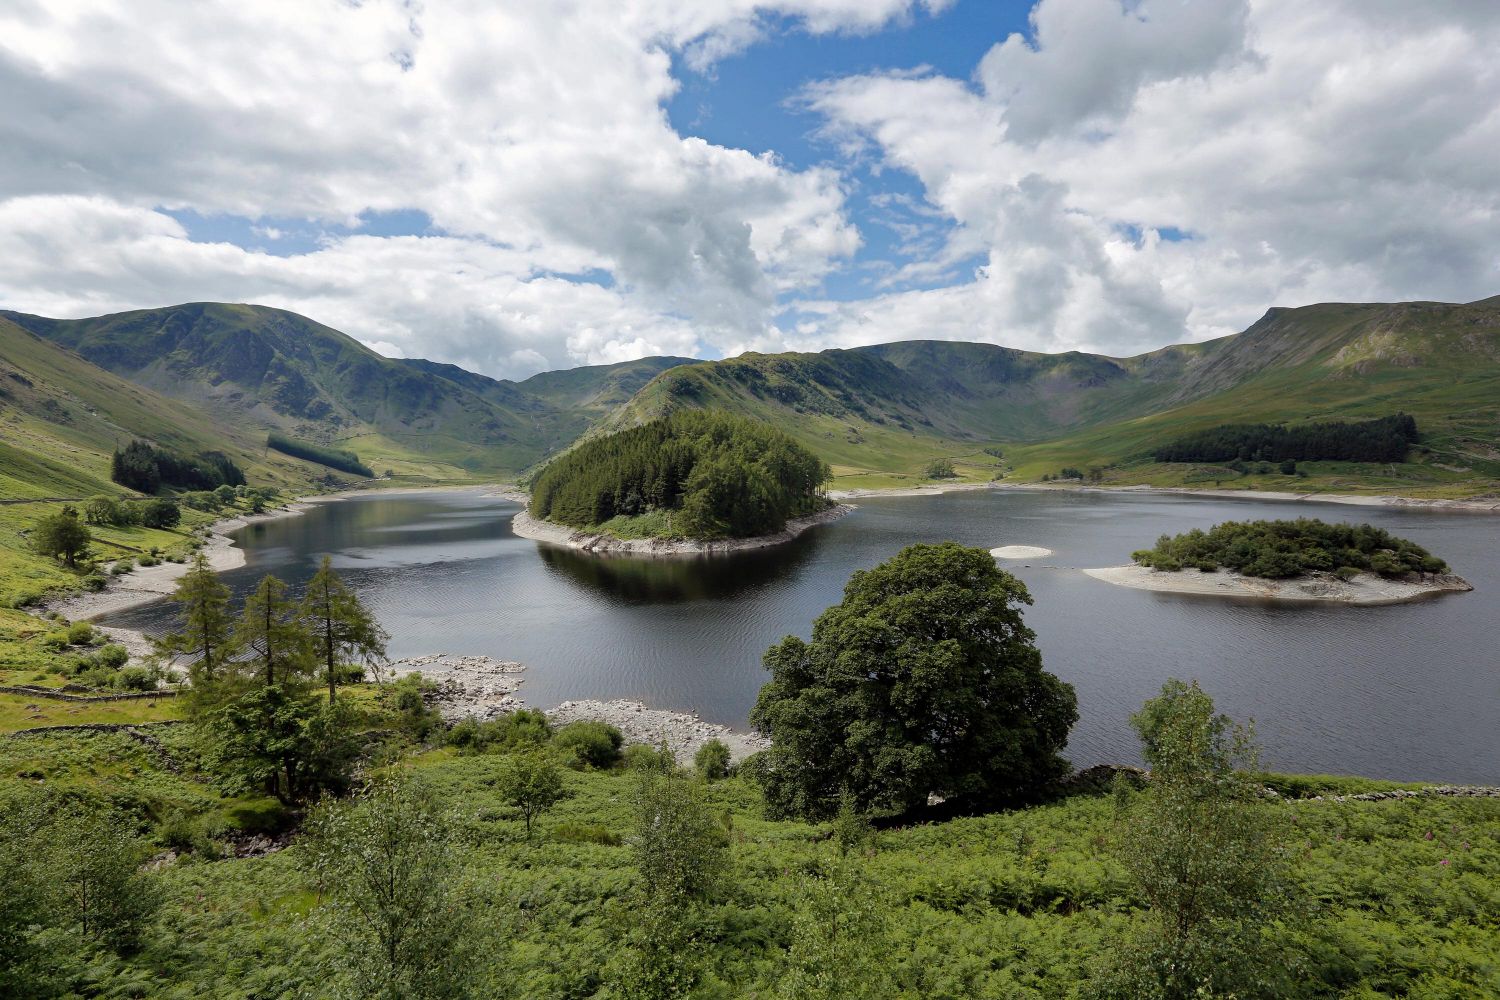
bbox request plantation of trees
[1152,414,1418,464]
[529,411,831,539]
[1131,517,1450,579]
[110,440,245,493]
[265,432,374,477]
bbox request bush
[82,573,108,591]
[66,621,95,645]
[96,644,129,669]
[554,721,624,769]
[139,499,181,529]
[488,709,553,748]
[694,739,731,781]
[41,631,71,652]
[445,716,483,752]
[622,743,675,773]
[114,666,158,691]
[923,459,957,479]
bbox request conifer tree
[299,555,389,704]
[158,553,239,689]
[236,574,311,688]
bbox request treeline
[1132,517,1449,579]
[111,440,245,493]
[266,431,372,477]
[531,411,830,539]
[1153,414,1418,464]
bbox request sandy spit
[1083,565,1473,605]
[510,504,854,556]
[991,545,1053,559]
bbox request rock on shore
[510,504,853,556]
[387,654,528,719]
[1083,565,1473,605]
[549,699,768,763]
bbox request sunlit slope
[5,302,702,477]
[0,317,321,499]
[601,297,1500,489]
[1005,297,1500,491]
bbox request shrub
[82,573,108,591]
[694,739,731,781]
[489,708,553,748]
[41,631,71,652]
[140,498,181,529]
[114,666,158,691]
[96,644,129,669]
[445,716,483,752]
[554,721,624,769]
[623,743,674,772]
[923,459,957,479]
[66,621,95,645]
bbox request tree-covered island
[526,411,834,542]
[1089,517,1472,604]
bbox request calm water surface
[106,489,1500,783]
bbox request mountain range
[3,295,1499,499]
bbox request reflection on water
[536,539,820,604]
[103,488,1500,783]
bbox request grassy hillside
[5,303,696,477]
[0,713,1494,997]
[0,317,330,499]
[606,297,1500,494]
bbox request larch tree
[299,555,388,704]
[236,574,311,688]
[158,552,239,690]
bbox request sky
[2,0,1498,380]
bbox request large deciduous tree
[299,555,388,704]
[750,542,1077,819]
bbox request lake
[104,488,1500,783]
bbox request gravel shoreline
[385,654,765,762]
[1083,565,1474,605]
[510,504,853,556]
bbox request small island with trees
[513,410,849,554]
[1086,517,1472,604]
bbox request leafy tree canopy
[1132,517,1449,578]
[750,542,1078,819]
[530,410,830,539]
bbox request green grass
[1,722,1496,997]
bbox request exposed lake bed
[98,487,1500,784]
